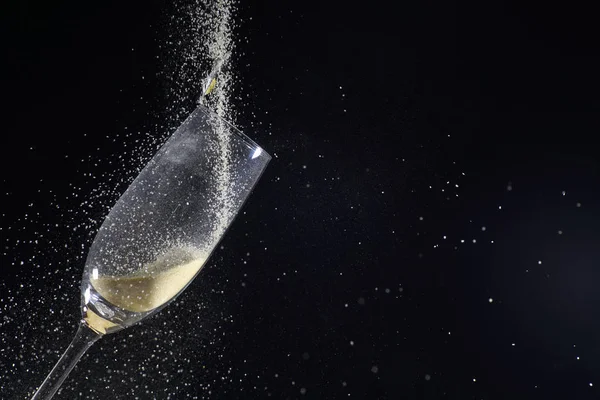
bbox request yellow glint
[205,78,217,95]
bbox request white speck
[371,365,379,374]
[576,202,581,208]
[349,341,354,346]
[425,374,431,381]
[473,378,477,382]
[512,343,516,347]
[562,191,566,196]
[481,226,486,231]
[488,298,493,303]
[538,260,542,265]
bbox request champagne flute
[30,104,271,399]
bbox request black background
[1,1,599,399]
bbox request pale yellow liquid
[85,249,206,334]
[84,248,206,334]
[91,258,205,313]
[85,308,118,334]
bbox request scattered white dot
[488,298,494,303]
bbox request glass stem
[31,321,102,400]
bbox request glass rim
[197,104,271,160]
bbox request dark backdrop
[1,1,599,399]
